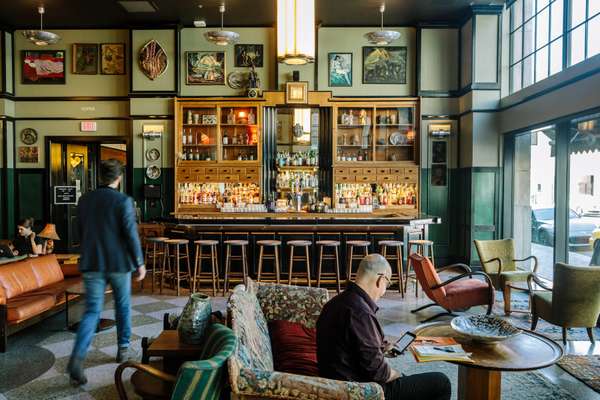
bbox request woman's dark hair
[99,159,124,186]
[17,217,34,229]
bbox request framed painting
[18,146,39,163]
[328,52,352,87]
[234,44,263,67]
[186,51,225,85]
[72,43,98,74]
[362,46,407,84]
[100,43,126,75]
[285,81,308,104]
[21,50,65,84]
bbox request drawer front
[177,173,194,182]
[363,167,376,175]
[349,168,363,175]
[404,168,419,180]
[205,167,218,174]
[246,167,259,174]
[377,175,396,183]
[334,168,348,175]
[178,167,190,175]
[400,175,417,183]
[377,168,390,175]
[336,175,355,183]
[191,167,205,175]
[231,167,245,174]
[218,167,232,174]
[356,175,377,183]
[219,174,239,182]
[198,174,218,182]
[241,174,259,182]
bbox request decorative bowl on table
[450,315,521,343]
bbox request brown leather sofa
[0,254,81,352]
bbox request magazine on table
[410,336,473,363]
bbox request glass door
[335,107,372,162]
[180,106,218,162]
[374,106,416,162]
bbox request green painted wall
[473,14,499,85]
[460,19,473,89]
[16,171,44,223]
[420,28,459,92]
[132,29,177,92]
[5,32,13,94]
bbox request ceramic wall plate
[145,148,160,162]
[450,315,521,343]
[146,165,161,180]
[139,39,168,80]
[227,71,246,89]
[20,128,38,145]
[389,131,402,145]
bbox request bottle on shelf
[223,130,229,145]
[227,109,236,124]
[248,109,256,125]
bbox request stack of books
[410,337,473,363]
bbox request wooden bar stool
[161,239,192,297]
[192,239,220,296]
[223,240,249,295]
[256,240,281,284]
[379,240,405,297]
[404,239,435,297]
[346,240,370,285]
[316,240,341,293]
[287,240,312,286]
[143,236,168,293]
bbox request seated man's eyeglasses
[377,273,391,289]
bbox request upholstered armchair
[227,279,384,400]
[114,323,236,400]
[474,239,538,289]
[409,253,495,322]
[529,263,600,344]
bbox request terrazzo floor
[0,276,599,400]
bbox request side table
[141,330,204,374]
[65,282,115,332]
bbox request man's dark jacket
[78,186,144,273]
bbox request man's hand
[134,265,147,282]
[383,339,396,353]
[386,368,402,383]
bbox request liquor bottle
[182,129,187,145]
[188,130,194,145]
[248,109,256,125]
[223,130,229,145]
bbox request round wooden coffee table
[414,322,563,400]
[65,282,115,332]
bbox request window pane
[591,0,600,17]
[512,0,524,29]
[536,46,549,82]
[550,38,563,74]
[511,62,523,92]
[513,127,556,279]
[537,7,550,49]
[568,115,600,266]
[538,0,550,12]
[524,0,535,21]
[524,19,536,56]
[523,55,535,87]
[569,25,586,65]
[512,28,523,63]
[571,0,587,27]
[551,0,564,40]
[588,15,600,57]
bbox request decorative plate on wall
[139,40,168,80]
[20,128,38,145]
[145,148,160,162]
[146,165,161,180]
[227,71,246,89]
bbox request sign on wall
[54,186,78,205]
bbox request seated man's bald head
[356,253,392,283]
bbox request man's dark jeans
[382,372,451,400]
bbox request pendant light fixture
[22,6,61,46]
[277,0,315,65]
[364,4,400,45]
[204,4,239,46]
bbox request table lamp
[38,223,60,240]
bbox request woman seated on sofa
[12,217,44,256]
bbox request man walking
[67,159,146,385]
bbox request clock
[20,128,38,145]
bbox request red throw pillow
[268,320,319,377]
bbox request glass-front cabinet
[374,106,416,162]
[335,107,373,162]
[180,106,218,162]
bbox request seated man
[317,253,451,400]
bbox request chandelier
[277,0,315,65]
[364,4,400,45]
[22,6,61,46]
[204,4,239,46]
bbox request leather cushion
[0,255,64,299]
[268,320,319,377]
[444,279,492,310]
[6,294,56,322]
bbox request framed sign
[54,186,78,205]
[285,81,308,104]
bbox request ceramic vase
[177,293,212,344]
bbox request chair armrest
[436,263,472,274]
[527,273,553,292]
[481,257,503,274]
[114,361,176,400]
[431,271,494,290]
[234,368,384,400]
[514,255,539,273]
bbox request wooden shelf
[276,165,319,171]
[337,145,371,147]
[183,124,217,127]
[221,124,258,127]
[223,144,258,147]
[376,124,413,127]
[375,144,415,147]
[183,144,217,147]
[338,125,372,128]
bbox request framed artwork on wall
[139,39,168,80]
[362,46,407,84]
[72,43,98,74]
[100,43,126,75]
[234,44,263,67]
[285,81,308,104]
[21,50,65,84]
[18,146,39,163]
[328,52,352,87]
[186,51,225,85]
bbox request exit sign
[80,121,97,132]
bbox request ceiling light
[277,0,315,65]
[204,4,239,46]
[364,4,400,45]
[22,6,61,46]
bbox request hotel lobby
[0,0,600,399]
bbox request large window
[567,0,600,66]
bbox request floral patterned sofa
[227,278,384,400]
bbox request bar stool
[404,239,435,297]
[346,240,370,285]
[161,239,192,297]
[379,240,405,297]
[256,240,281,284]
[223,240,249,295]
[287,240,312,286]
[143,236,168,293]
[192,239,220,296]
[316,240,341,293]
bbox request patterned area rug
[558,355,600,393]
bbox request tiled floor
[0,277,599,399]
